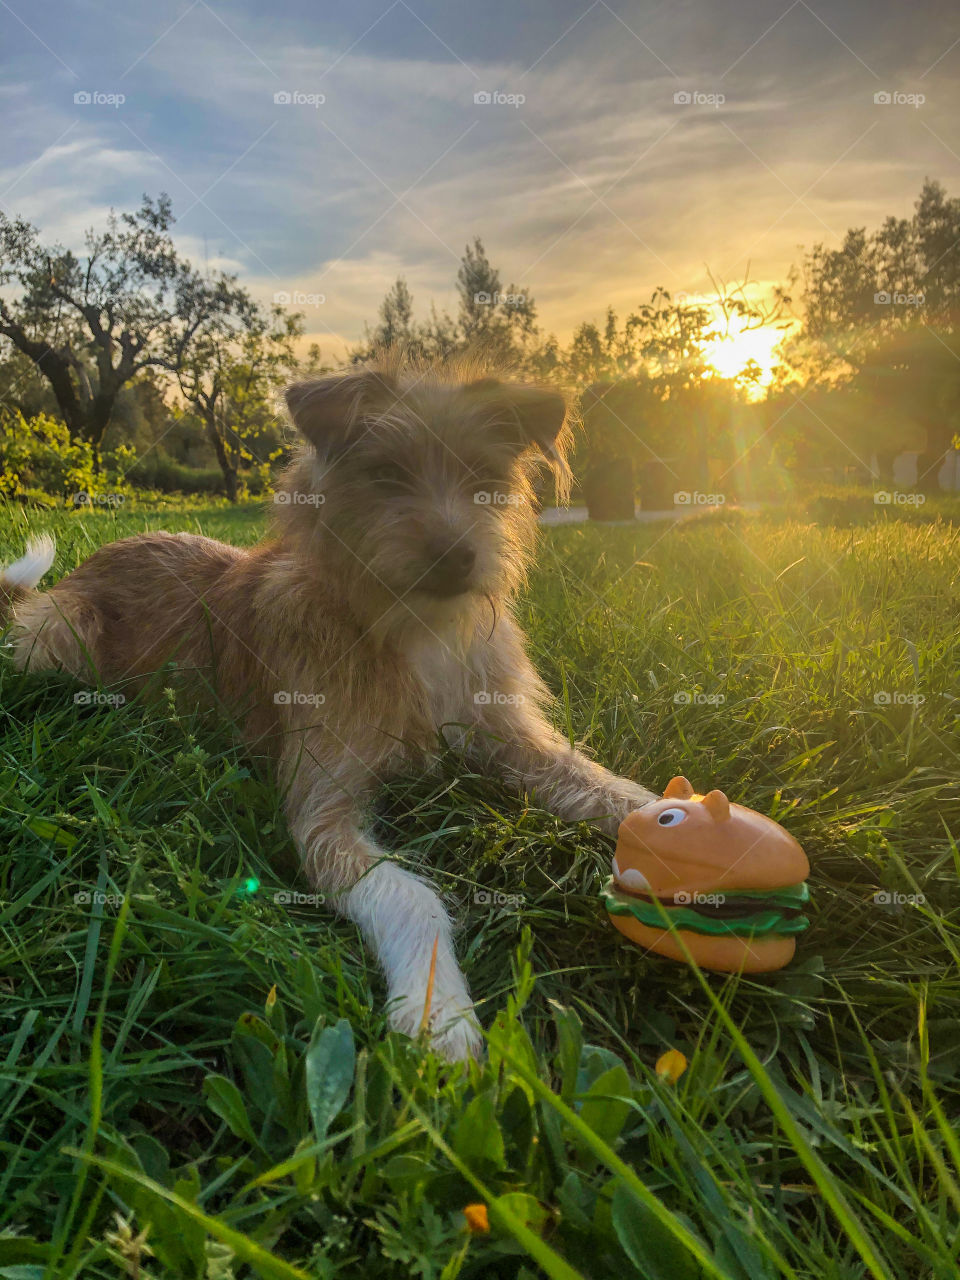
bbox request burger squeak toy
[600,776,810,973]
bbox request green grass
[1,495,959,1279]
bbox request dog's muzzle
[420,545,477,597]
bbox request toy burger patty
[601,877,810,937]
[602,775,811,973]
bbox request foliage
[163,298,303,502]
[793,179,960,486]
[355,238,540,366]
[0,497,958,1276]
[124,453,272,496]
[0,411,135,505]
[0,195,245,451]
[7,185,956,508]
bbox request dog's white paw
[428,1000,483,1061]
[344,861,482,1062]
[388,988,482,1062]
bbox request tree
[358,239,540,367]
[456,237,538,361]
[354,277,459,363]
[358,252,789,509]
[0,194,238,454]
[798,179,960,488]
[165,290,303,501]
[369,277,416,349]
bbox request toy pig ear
[702,789,731,821]
[663,775,694,800]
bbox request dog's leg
[344,853,480,1061]
[476,703,656,833]
[472,632,657,834]
[285,778,480,1061]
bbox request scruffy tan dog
[1,356,655,1059]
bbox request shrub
[125,453,274,496]
[0,411,135,505]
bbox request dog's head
[275,360,571,622]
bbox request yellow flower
[655,1049,688,1083]
[265,983,277,1010]
[463,1203,490,1234]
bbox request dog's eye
[369,463,408,489]
[657,807,687,827]
[469,475,510,502]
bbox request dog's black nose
[441,545,476,577]
[423,544,477,596]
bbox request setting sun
[700,309,792,394]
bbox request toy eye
[657,807,687,827]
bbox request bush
[797,486,960,526]
[126,453,273,496]
[0,411,135,505]
[125,454,226,494]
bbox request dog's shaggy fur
[2,356,656,1059]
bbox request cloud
[1,0,957,350]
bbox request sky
[1,0,958,362]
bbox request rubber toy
[600,776,810,972]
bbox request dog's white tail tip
[2,534,56,589]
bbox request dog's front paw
[428,1000,483,1061]
[388,989,482,1062]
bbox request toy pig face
[613,775,808,898]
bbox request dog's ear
[285,371,398,455]
[465,378,569,458]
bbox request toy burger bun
[601,776,810,973]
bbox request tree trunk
[874,448,897,488]
[583,456,635,521]
[0,321,86,439]
[636,461,676,510]
[205,415,239,502]
[916,419,956,493]
[87,385,120,450]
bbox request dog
[1,355,656,1060]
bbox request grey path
[539,502,756,525]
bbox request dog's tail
[0,535,55,628]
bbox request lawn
[0,495,958,1279]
